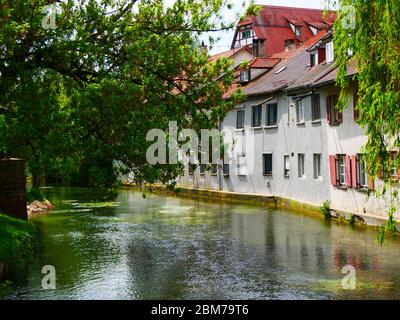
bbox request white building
[179,20,398,224]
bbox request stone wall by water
[0,159,28,220]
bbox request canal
[2,187,400,299]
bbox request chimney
[199,41,208,55]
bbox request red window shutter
[345,155,352,187]
[318,47,326,64]
[334,95,343,124]
[351,155,359,189]
[329,155,337,186]
[368,177,375,191]
[326,96,332,125]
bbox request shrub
[0,214,38,276]
[320,200,332,219]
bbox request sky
[204,0,333,55]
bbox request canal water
[2,187,400,299]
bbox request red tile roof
[250,57,280,69]
[234,5,336,56]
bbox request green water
[3,188,400,299]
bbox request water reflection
[3,188,400,300]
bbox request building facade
[179,6,397,223]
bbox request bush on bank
[0,214,38,279]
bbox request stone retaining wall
[0,159,28,220]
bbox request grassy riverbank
[0,214,38,280]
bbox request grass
[0,214,38,278]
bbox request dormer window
[309,25,318,36]
[326,41,334,63]
[310,53,318,67]
[295,27,301,37]
[284,39,296,52]
[240,70,251,83]
[241,29,251,39]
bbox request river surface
[2,187,400,300]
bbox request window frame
[266,103,278,126]
[313,153,322,179]
[252,105,263,128]
[263,153,273,176]
[240,70,251,83]
[311,93,321,121]
[298,153,305,178]
[296,99,305,124]
[284,155,290,177]
[236,109,245,129]
[357,155,368,188]
[327,95,342,126]
[336,154,346,186]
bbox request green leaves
[0,0,243,186]
[334,0,400,237]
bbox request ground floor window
[211,164,218,175]
[263,153,273,176]
[199,164,206,175]
[313,154,322,179]
[223,164,230,176]
[284,155,290,177]
[236,154,247,176]
[298,154,305,178]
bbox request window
[189,164,196,175]
[337,155,346,186]
[211,164,218,175]
[284,155,290,177]
[310,53,318,67]
[236,154,247,176]
[296,99,305,124]
[236,109,245,129]
[241,29,251,39]
[263,154,273,176]
[199,164,206,175]
[311,94,321,121]
[326,41,334,63]
[223,164,230,176]
[298,154,305,178]
[358,156,368,187]
[240,70,250,83]
[353,90,360,121]
[329,155,352,188]
[284,39,296,52]
[295,27,301,37]
[253,39,260,57]
[389,153,398,179]
[252,105,262,127]
[313,154,322,179]
[326,95,342,125]
[266,103,278,126]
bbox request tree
[334,0,400,236]
[0,0,250,187]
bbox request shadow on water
[3,187,400,300]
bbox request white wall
[179,84,398,221]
